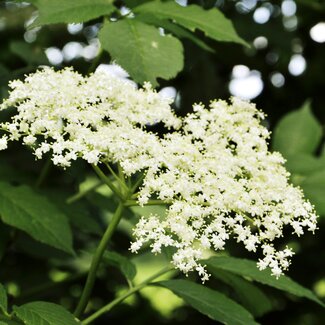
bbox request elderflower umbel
[0,67,180,168]
[0,67,318,281]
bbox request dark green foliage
[0,1,324,324]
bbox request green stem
[0,314,23,325]
[66,181,103,204]
[91,164,125,201]
[124,199,167,207]
[35,157,52,188]
[131,172,146,194]
[81,267,173,324]
[74,202,125,318]
[104,163,129,193]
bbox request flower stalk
[81,267,173,324]
[74,201,125,318]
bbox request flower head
[0,67,318,280]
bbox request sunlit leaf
[99,19,184,86]
[30,0,116,27]
[134,1,248,46]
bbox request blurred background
[0,0,324,324]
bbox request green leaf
[45,190,102,236]
[0,182,74,255]
[102,251,137,281]
[300,168,325,215]
[272,101,322,157]
[285,153,324,176]
[123,0,150,8]
[158,280,258,325]
[99,19,184,86]
[30,0,116,27]
[15,232,72,260]
[134,1,248,46]
[136,15,214,52]
[211,269,273,317]
[0,283,7,314]
[205,256,324,307]
[10,41,48,65]
[13,302,78,325]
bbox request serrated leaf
[0,182,74,255]
[30,0,116,27]
[272,102,322,157]
[136,15,214,52]
[13,302,78,325]
[103,251,137,280]
[205,256,324,307]
[300,168,325,215]
[134,1,248,46]
[0,283,7,314]
[158,280,258,325]
[99,19,184,86]
[10,41,48,65]
[211,269,273,317]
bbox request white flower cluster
[131,99,317,280]
[0,68,317,281]
[0,67,180,169]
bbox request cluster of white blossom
[131,98,317,280]
[0,67,180,169]
[0,68,317,280]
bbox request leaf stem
[74,202,125,318]
[81,267,173,324]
